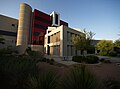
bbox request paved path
[45,55,79,65]
[98,56,120,62]
[45,55,120,65]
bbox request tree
[113,39,120,54]
[114,40,120,48]
[72,29,95,55]
[96,40,113,53]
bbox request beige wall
[0,15,18,49]
[44,25,83,57]
[16,3,32,54]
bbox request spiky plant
[27,71,59,89]
[59,64,101,89]
[103,77,120,89]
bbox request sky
[0,0,120,41]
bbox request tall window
[55,14,58,25]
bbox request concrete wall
[0,15,18,49]
[45,25,83,57]
[16,3,32,54]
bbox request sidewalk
[98,56,120,62]
[45,55,79,65]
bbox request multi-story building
[0,3,69,54]
[0,15,18,48]
[44,25,83,57]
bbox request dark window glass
[0,30,17,37]
[34,24,47,30]
[48,36,50,43]
[35,16,50,24]
[12,24,15,27]
[34,32,39,36]
[48,31,51,33]
[55,14,58,25]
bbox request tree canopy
[96,40,113,52]
[114,40,120,48]
[71,29,95,51]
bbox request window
[48,36,50,43]
[34,32,39,36]
[55,14,58,25]
[12,24,15,27]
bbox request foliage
[27,49,44,63]
[0,55,38,89]
[27,71,59,89]
[85,55,99,64]
[72,55,99,64]
[72,56,85,63]
[114,40,120,48]
[108,50,117,57]
[99,51,108,56]
[0,35,5,44]
[59,64,101,89]
[103,78,120,89]
[96,40,113,53]
[71,29,95,55]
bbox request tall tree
[96,40,113,53]
[72,29,95,55]
[114,40,120,48]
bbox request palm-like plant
[59,64,101,89]
[27,71,59,89]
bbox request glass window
[55,14,58,25]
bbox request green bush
[49,59,54,65]
[103,78,120,89]
[85,55,99,64]
[59,64,101,89]
[0,56,38,89]
[108,51,117,57]
[99,52,108,56]
[72,56,85,63]
[72,55,99,64]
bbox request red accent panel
[34,9,50,20]
[33,28,46,33]
[60,20,68,27]
[34,20,51,27]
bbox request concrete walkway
[98,56,120,62]
[45,55,120,65]
[45,55,79,65]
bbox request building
[0,3,69,54]
[0,15,18,48]
[44,25,83,57]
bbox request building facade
[0,15,18,48]
[44,25,83,57]
[0,3,68,54]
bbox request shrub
[0,56,38,89]
[104,60,111,63]
[72,55,99,64]
[99,52,108,56]
[49,59,54,65]
[99,58,105,62]
[59,64,101,89]
[85,55,99,64]
[108,51,117,57]
[72,56,86,63]
[103,78,120,89]
[28,51,44,62]
[41,58,47,62]
[27,71,59,89]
